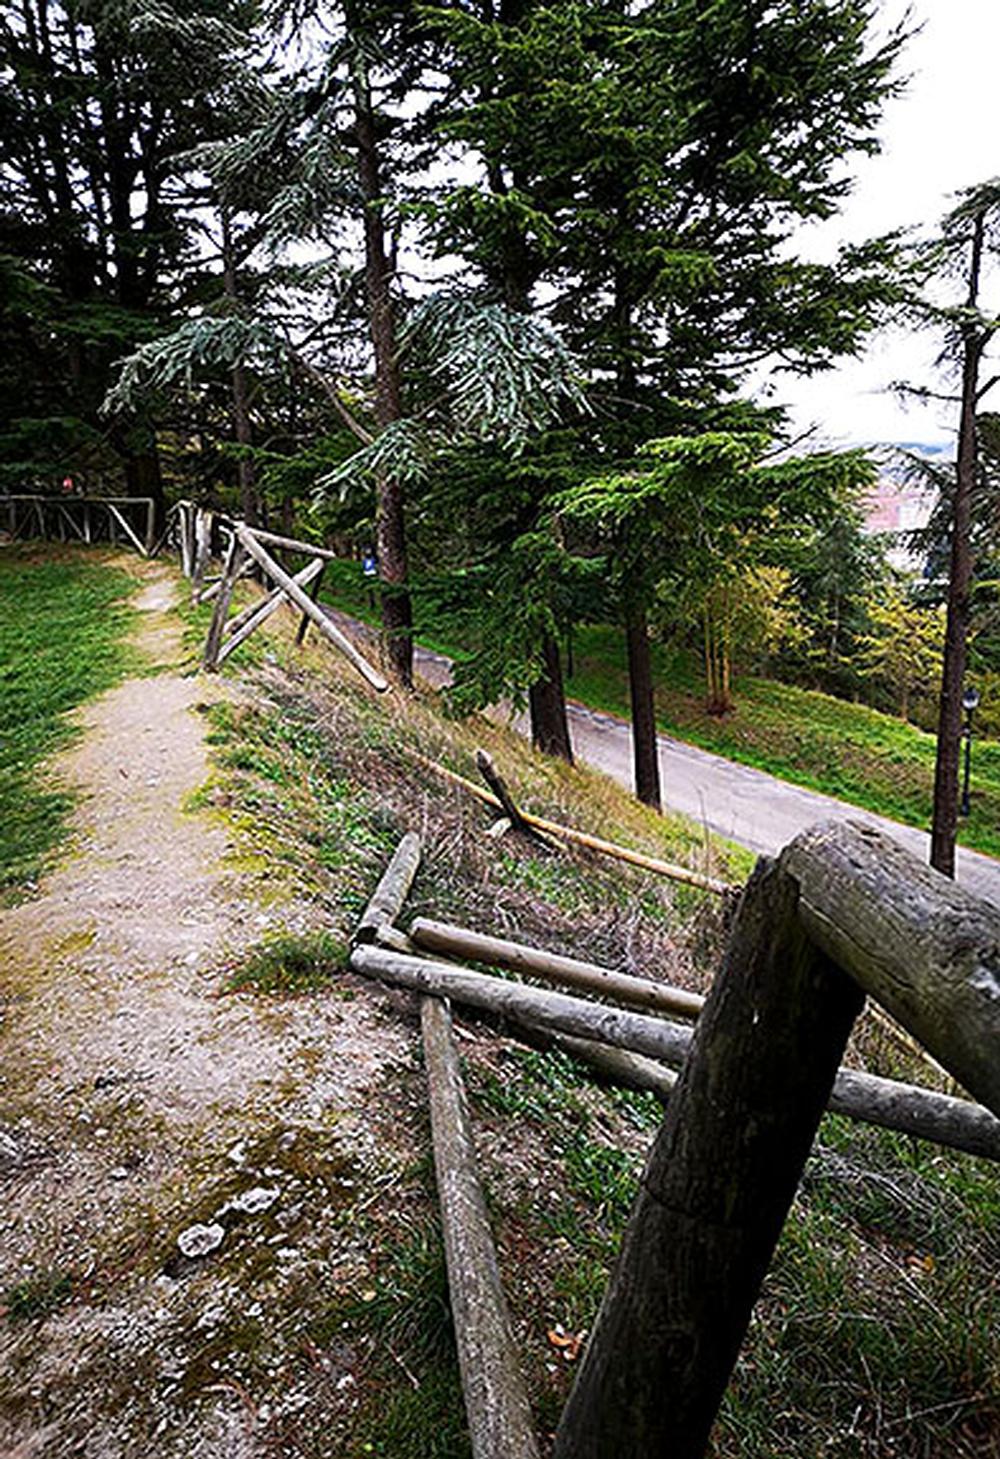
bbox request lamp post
[961,685,980,817]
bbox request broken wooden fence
[1,493,156,554]
[164,504,387,692]
[350,819,1000,1459]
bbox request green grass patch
[0,549,139,897]
[565,622,1000,860]
[224,929,346,995]
[3,1269,74,1324]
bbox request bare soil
[0,569,415,1457]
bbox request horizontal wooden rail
[408,916,704,1020]
[348,943,1000,1160]
[782,821,1000,1117]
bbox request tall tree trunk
[612,252,662,807]
[626,592,661,810]
[352,39,413,689]
[222,212,259,526]
[529,634,573,762]
[930,212,985,877]
[123,443,165,532]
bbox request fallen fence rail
[410,749,736,896]
[348,817,1000,1459]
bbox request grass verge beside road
[565,623,1000,861]
[0,547,138,898]
[321,561,1000,861]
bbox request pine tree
[0,0,256,514]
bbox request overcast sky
[773,0,1000,450]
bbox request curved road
[326,608,1000,908]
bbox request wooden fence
[350,819,1000,1459]
[1,494,156,555]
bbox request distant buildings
[862,442,950,572]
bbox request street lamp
[961,685,981,817]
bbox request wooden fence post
[190,509,213,605]
[202,537,244,671]
[552,855,865,1459]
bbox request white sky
[772,0,1000,450]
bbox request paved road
[326,609,1000,908]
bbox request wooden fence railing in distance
[1,494,155,554]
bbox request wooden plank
[422,997,541,1459]
[354,833,422,944]
[782,820,1000,1117]
[235,524,388,692]
[215,559,323,664]
[553,856,864,1459]
[408,917,704,1020]
[349,944,1000,1161]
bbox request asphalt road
[326,608,1000,908]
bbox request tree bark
[553,856,863,1459]
[221,211,260,526]
[528,633,573,762]
[930,209,985,876]
[352,35,414,689]
[625,592,661,809]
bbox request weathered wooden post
[295,561,326,646]
[422,997,541,1459]
[202,536,245,671]
[190,509,213,605]
[552,854,864,1459]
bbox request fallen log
[349,944,1000,1161]
[422,997,541,1459]
[410,752,734,896]
[408,917,704,1021]
[504,1016,677,1103]
[354,832,422,945]
[235,524,388,692]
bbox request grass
[0,547,139,898]
[223,929,347,995]
[564,621,1000,861]
[318,563,1000,861]
[10,549,993,1456]
[3,1269,74,1324]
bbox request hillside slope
[0,551,996,1459]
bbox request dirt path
[0,568,411,1458]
